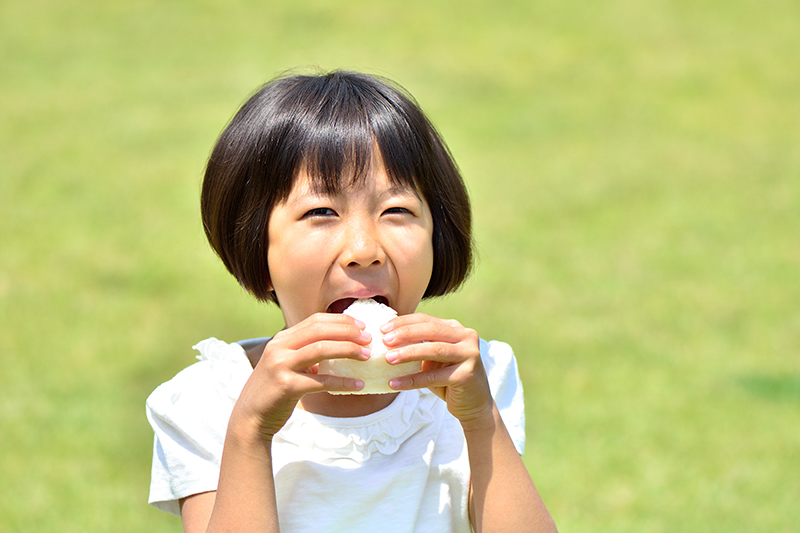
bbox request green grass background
[2,0,798,530]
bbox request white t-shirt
[146,337,526,532]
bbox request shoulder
[145,338,255,514]
[479,338,526,455]
[145,338,253,430]
[479,339,522,397]
[479,339,516,370]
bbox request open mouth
[327,295,389,314]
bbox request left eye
[383,207,412,215]
[304,207,337,217]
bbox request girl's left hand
[381,313,494,429]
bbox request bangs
[273,72,424,199]
[202,69,473,304]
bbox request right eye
[303,207,337,218]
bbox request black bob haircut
[201,70,473,304]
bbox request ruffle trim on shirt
[190,337,445,464]
[276,389,442,465]
[192,337,253,401]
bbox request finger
[381,317,475,348]
[293,340,371,369]
[387,364,458,391]
[295,372,366,394]
[381,313,460,332]
[382,322,470,348]
[384,341,476,366]
[280,315,371,348]
[282,311,366,332]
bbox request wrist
[459,402,499,435]
[227,410,275,447]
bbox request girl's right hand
[228,313,371,442]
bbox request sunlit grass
[2,0,798,530]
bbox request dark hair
[201,70,473,303]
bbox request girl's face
[267,154,435,328]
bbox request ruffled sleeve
[481,339,527,455]
[145,338,252,515]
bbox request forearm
[205,415,280,533]
[464,403,557,533]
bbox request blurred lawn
[1,0,798,531]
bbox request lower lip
[327,295,390,314]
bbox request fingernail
[354,380,365,389]
[385,350,398,363]
[353,319,366,328]
[388,379,400,389]
[362,347,371,358]
[362,330,372,342]
[380,323,392,333]
[382,331,395,343]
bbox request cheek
[269,240,319,288]
[421,239,434,279]
[399,233,434,288]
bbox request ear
[266,276,279,305]
[265,272,273,292]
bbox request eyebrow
[288,183,421,204]
[378,184,421,201]
[285,188,327,205]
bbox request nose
[340,216,386,268]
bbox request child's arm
[462,401,557,532]
[179,313,370,533]
[177,400,281,533]
[382,314,557,533]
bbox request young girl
[146,70,557,532]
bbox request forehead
[287,162,421,201]
[288,145,421,198]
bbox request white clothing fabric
[146,337,526,532]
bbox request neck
[299,391,398,417]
